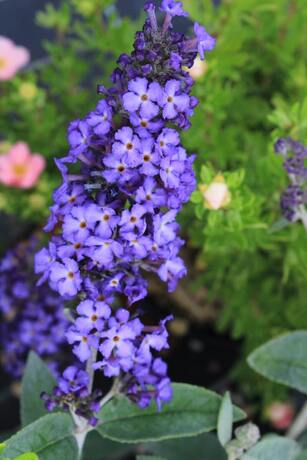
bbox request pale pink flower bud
[186,57,208,80]
[0,142,45,189]
[266,402,295,430]
[200,174,231,210]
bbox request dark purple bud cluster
[274,138,307,223]
[41,366,102,426]
[35,0,215,418]
[0,237,69,379]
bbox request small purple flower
[123,78,162,118]
[90,206,120,239]
[194,23,216,60]
[66,326,99,362]
[135,177,166,212]
[76,299,111,333]
[161,80,190,119]
[274,138,289,156]
[157,129,180,155]
[160,155,185,188]
[153,210,178,244]
[86,237,123,266]
[35,242,57,285]
[87,100,112,137]
[155,377,173,410]
[57,235,88,262]
[139,315,172,360]
[53,183,86,212]
[68,120,91,156]
[130,113,164,138]
[49,258,82,297]
[161,0,188,17]
[103,152,134,184]
[99,309,143,360]
[139,137,160,176]
[125,234,152,259]
[62,205,97,242]
[158,255,187,291]
[112,127,141,167]
[120,204,147,235]
[58,366,89,394]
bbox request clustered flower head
[0,237,69,378]
[274,138,307,223]
[35,0,215,421]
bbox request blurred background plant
[0,0,307,439]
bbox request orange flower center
[0,58,7,70]
[13,164,28,176]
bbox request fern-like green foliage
[181,0,307,405]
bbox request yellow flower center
[13,164,28,176]
[0,57,7,70]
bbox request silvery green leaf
[248,331,307,394]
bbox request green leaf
[0,446,5,455]
[0,414,78,460]
[96,383,245,443]
[21,352,56,426]
[137,456,166,460]
[82,430,131,460]
[147,433,227,460]
[296,451,307,460]
[248,331,307,393]
[217,392,233,447]
[242,436,301,460]
[13,454,39,460]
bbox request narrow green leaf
[0,414,78,460]
[242,436,301,460]
[0,446,5,455]
[21,352,56,426]
[217,392,233,447]
[97,383,245,443]
[147,433,227,460]
[248,331,307,394]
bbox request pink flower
[0,142,45,189]
[0,36,30,81]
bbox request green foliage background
[0,0,307,409]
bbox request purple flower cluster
[0,237,69,378]
[36,1,215,418]
[275,138,307,223]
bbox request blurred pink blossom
[0,142,45,189]
[266,402,295,430]
[0,36,30,81]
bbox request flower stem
[99,378,120,410]
[86,347,97,394]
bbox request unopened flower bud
[266,402,294,430]
[199,174,231,210]
[185,57,208,80]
